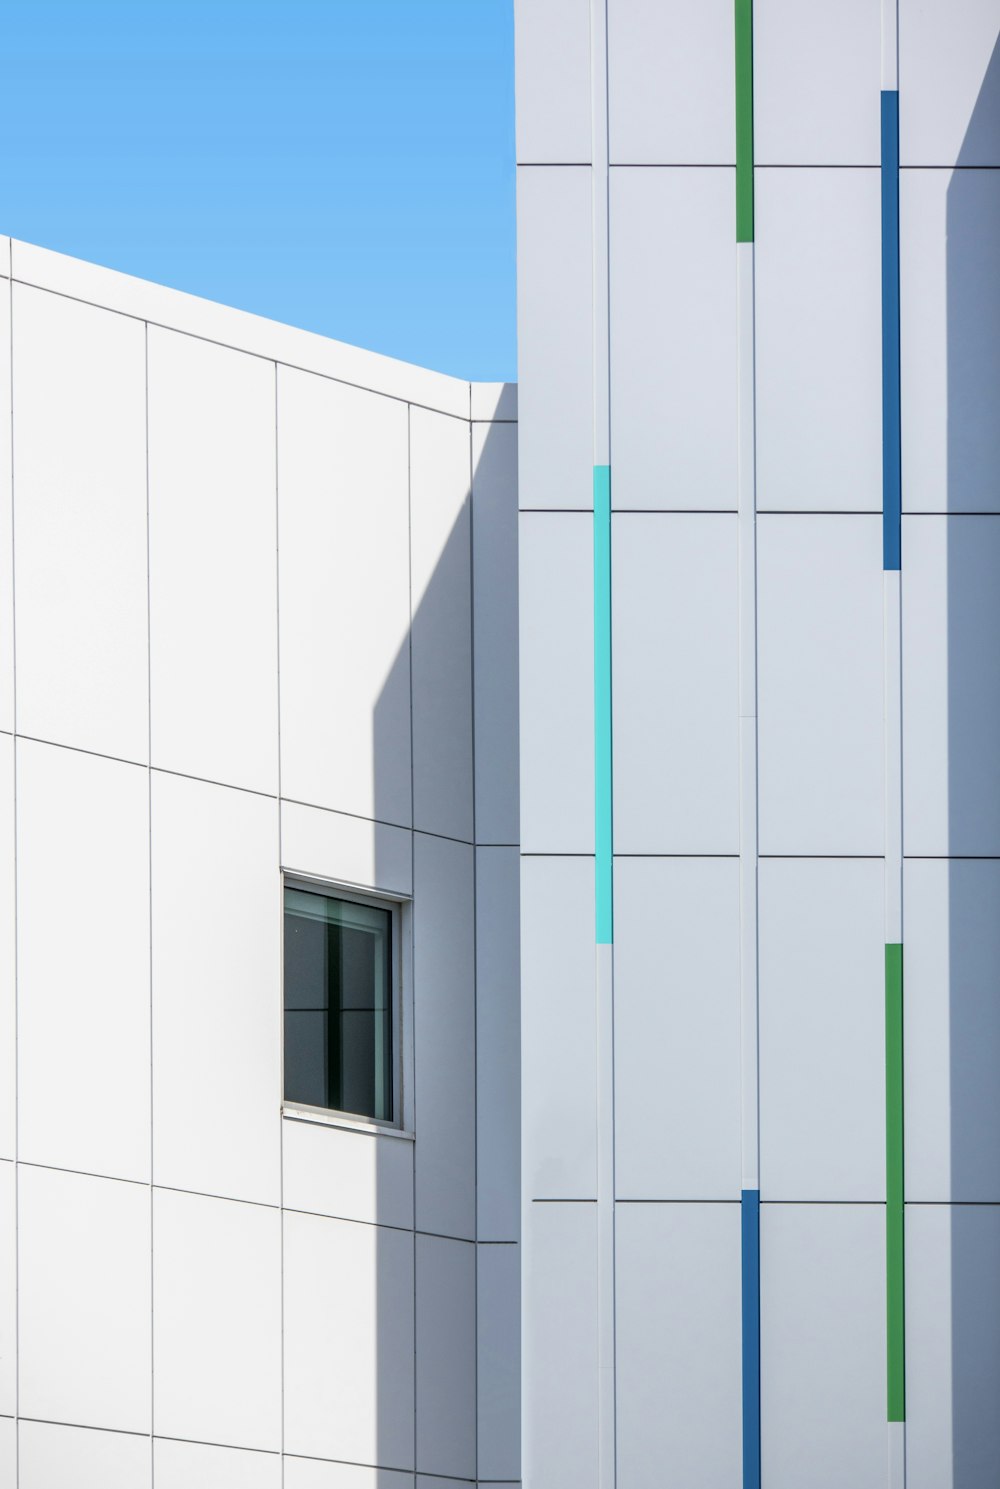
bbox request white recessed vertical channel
[883,574,902,954]
[882,2,904,1485]
[592,0,610,474]
[737,242,759,1196]
[881,0,898,92]
[591,2,615,1488]
[884,567,904,1489]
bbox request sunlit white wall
[0,238,520,1489]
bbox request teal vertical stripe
[594,465,613,944]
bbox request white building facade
[516,2,1000,1489]
[0,239,521,1487]
[3,2,1000,1486]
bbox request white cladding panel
[516,168,594,510]
[904,858,1000,1202]
[154,1438,281,1489]
[612,512,739,854]
[153,1187,282,1452]
[906,1204,1000,1488]
[608,0,735,164]
[901,169,1000,514]
[282,1117,414,1231]
[476,845,521,1241]
[284,1461,412,1489]
[522,1201,599,1489]
[0,1421,11,1489]
[900,0,1000,167]
[410,406,474,843]
[0,1160,12,1416]
[753,0,881,165]
[472,419,520,843]
[759,859,885,1201]
[277,366,411,825]
[755,170,882,513]
[760,1205,886,1489]
[412,831,476,1241]
[12,284,148,761]
[521,855,597,1200]
[518,512,594,853]
[280,798,413,900]
[903,515,1000,856]
[757,515,883,855]
[18,1166,151,1433]
[151,772,281,1206]
[477,1242,521,1481]
[514,0,592,164]
[0,284,12,734]
[18,1421,151,1489]
[614,857,741,1199]
[283,1210,415,1469]
[148,327,278,795]
[0,736,13,1160]
[16,740,150,1182]
[609,170,737,512]
[616,1203,743,1485]
[415,1234,477,1479]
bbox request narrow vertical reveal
[737,244,759,1194]
[882,10,905,1473]
[737,244,762,1489]
[591,1,615,1480]
[885,943,905,1423]
[881,0,899,94]
[881,90,901,571]
[596,940,616,1489]
[594,464,613,946]
[735,0,755,244]
[885,572,905,1489]
[594,461,616,1489]
[884,572,903,949]
[735,2,761,1477]
[741,1190,761,1489]
[737,248,762,1489]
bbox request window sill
[281,1103,415,1142]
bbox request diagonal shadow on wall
[944,26,1000,1486]
[368,410,520,1483]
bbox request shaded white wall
[0,238,520,1489]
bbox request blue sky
[0,0,516,381]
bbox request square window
[283,884,395,1123]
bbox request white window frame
[280,869,414,1139]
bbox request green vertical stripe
[594,465,613,945]
[735,0,754,242]
[885,942,905,1421]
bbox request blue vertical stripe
[881,90,901,571]
[594,465,613,944]
[742,1189,761,1489]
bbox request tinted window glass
[283,887,392,1121]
